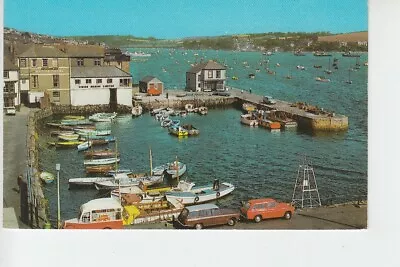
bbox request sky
[4,0,368,39]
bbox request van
[240,198,294,223]
[173,203,240,229]
[262,96,276,104]
[4,107,16,116]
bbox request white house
[186,60,226,92]
[70,66,132,107]
[3,57,20,109]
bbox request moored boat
[60,119,93,126]
[76,129,111,136]
[165,161,187,179]
[259,119,281,130]
[58,134,80,141]
[84,157,120,166]
[84,149,119,159]
[168,126,188,137]
[185,104,195,113]
[63,115,85,120]
[197,106,208,115]
[131,105,143,117]
[89,112,117,122]
[240,114,258,127]
[86,165,116,174]
[242,103,256,112]
[77,141,92,152]
[94,173,164,191]
[315,76,331,82]
[40,171,55,184]
[181,124,200,136]
[50,130,75,136]
[48,141,84,147]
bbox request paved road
[2,106,32,228]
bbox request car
[173,203,240,229]
[262,96,276,104]
[4,107,16,116]
[212,91,231,96]
[240,198,295,223]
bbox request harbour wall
[139,97,236,111]
[51,104,131,115]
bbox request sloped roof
[4,56,19,71]
[71,66,132,78]
[60,44,105,57]
[187,60,226,73]
[18,45,69,58]
[140,76,162,83]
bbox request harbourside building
[139,76,163,95]
[3,57,20,109]
[57,44,105,67]
[70,66,132,107]
[104,48,131,73]
[185,60,226,92]
[17,45,70,106]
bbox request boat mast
[175,156,179,182]
[115,140,121,203]
[149,147,153,176]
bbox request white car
[262,96,276,104]
[4,107,16,116]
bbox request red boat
[85,165,115,174]
[84,149,119,159]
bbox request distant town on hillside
[4,27,368,54]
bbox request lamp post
[56,163,61,229]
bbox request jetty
[137,88,348,132]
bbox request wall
[51,104,131,114]
[202,69,226,81]
[70,57,104,67]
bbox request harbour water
[37,49,368,222]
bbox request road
[2,106,32,228]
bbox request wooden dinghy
[84,149,119,159]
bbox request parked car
[173,203,240,229]
[4,107,16,116]
[240,198,294,223]
[262,96,276,104]
[212,91,231,97]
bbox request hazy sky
[4,0,368,38]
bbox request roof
[185,204,219,212]
[140,76,162,83]
[187,60,226,73]
[4,57,18,71]
[61,44,105,57]
[18,45,69,58]
[81,198,122,211]
[71,66,132,78]
[248,198,277,204]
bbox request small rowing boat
[58,134,80,141]
[84,149,119,159]
[84,157,120,166]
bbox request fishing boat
[84,149,119,159]
[150,107,165,116]
[324,58,332,74]
[58,134,80,141]
[240,114,258,127]
[84,157,120,166]
[181,124,200,136]
[197,106,208,115]
[94,173,164,191]
[50,130,75,136]
[296,65,306,70]
[165,161,187,179]
[313,65,322,69]
[313,51,332,57]
[60,119,93,126]
[168,126,189,137]
[345,69,353,84]
[131,105,143,117]
[63,115,85,120]
[59,125,96,131]
[248,73,255,79]
[315,76,331,82]
[48,141,84,147]
[242,103,256,112]
[89,112,117,122]
[342,51,361,57]
[165,179,235,205]
[77,141,92,152]
[75,129,111,136]
[68,177,114,187]
[79,136,115,142]
[259,119,281,130]
[128,51,151,57]
[86,165,116,174]
[40,171,55,184]
[231,76,239,80]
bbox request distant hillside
[318,31,368,42]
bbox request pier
[138,87,349,132]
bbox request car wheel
[103,227,111,230]
[284,211,292,220]
[254,215,262,223]
[195,223,203,230]
[227,218,236,226]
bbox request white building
[3,57,20,108]
[70,66,132,107]
[185,60,226,92]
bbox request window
[107,78,113,84]
[22,79,26,84]
[208,70,213,78]
[198,74,201,80]
[96,79,102,84]
[94,58,101,66]
[77,58,84,66]
[216,70,221,78]
[32,59,37,67]
[86,79,92,84]
[75,79,81,85]
[3,71,9,79]
[42,58,48,67]
[53,75,59,88]
[20,58,27,67]
[120,78,130,87]
[267,202,277,208]
[32,75,39,88]
[52,91,60,98]
[198,83,201,88]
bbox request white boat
[165,180,235,205]
[68,177,113,187]
[240,114,258,127]
[94,173,164,190]
[83,157,120,166]
[161,118,172,127]
[76,129,111,136]
[315,77,331,82]
[198,106,208,115]
[150,108,165,116]
[185,104,195,113]
[128,51,151,57]
[296,65,306,70]
[165,161,187,179]
[89,112,117,122]
[131,105,143,117]
[77,141,92,152]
